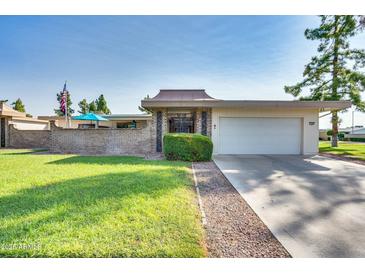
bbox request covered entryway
[218,117,302,154]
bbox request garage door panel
[219,117,302,154]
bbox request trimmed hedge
[163,133,213,162]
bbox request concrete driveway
[214,155,365,257]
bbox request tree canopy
[95,94,111,114]
[88,101,97,113]
[78,99,89,114]
[285,15,365,146]
[138,95,152,114]
[11,98,26,113]
[78,95,111,114]
[54,92,74,116]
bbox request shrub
[163,133,213,162]
[326,130,345,140]
[349,137,365,142]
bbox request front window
[78,124,95,129]
[168,112,195,133]
[117,120,137,129]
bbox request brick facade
[8,124,51,149]
[8,121,154,155]
[49,122,153,155]
[194,108,212,137]
[206,108,212,137]
[7,108,212,154]
[195,110,202,134]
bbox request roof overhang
[38,114,152,121]
[0,102,27,118]
[102,114,152,121]
[141,100,351,112]
[10,116,50,124]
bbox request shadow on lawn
[0,149,48,155]
[46,155,185,167]
[0,169,188,257]
[320,147,358,153]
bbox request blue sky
[1,16,364,128]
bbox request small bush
[163,133,213,162]
[326,130,345,140]
[338,132,345,141]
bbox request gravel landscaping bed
[193,161,290,258]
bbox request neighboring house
[344,127,365,141]
[319,126,365,141]
[0,101,49,147]
[341,126,365,134]
[349,127,365,134]
[141,89,351,155]
[319,129,329,141]
[339,126,364,134]
[37,114,152,129]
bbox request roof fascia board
[141,100,351,110]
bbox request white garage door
[219,117,302,154]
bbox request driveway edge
[192,162,207,227]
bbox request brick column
[195,109,202,134]
[195,108,212,137]
[206,108,212,137]
[0,117,7,147]
[152,108,168,153]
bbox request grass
[319,141,365,161]
[0,149,205,257]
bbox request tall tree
[11,98,26,113]
[78,99,89,114]
[95,94,111,114]
[54,92,74,116]
[88,101,97,113]
[138,95,152,114]
[285,16,365,147]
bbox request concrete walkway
[214,155,365,257]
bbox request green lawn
[319,141,365,161]
[0,149,205,258]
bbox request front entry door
[0,118,5,147]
